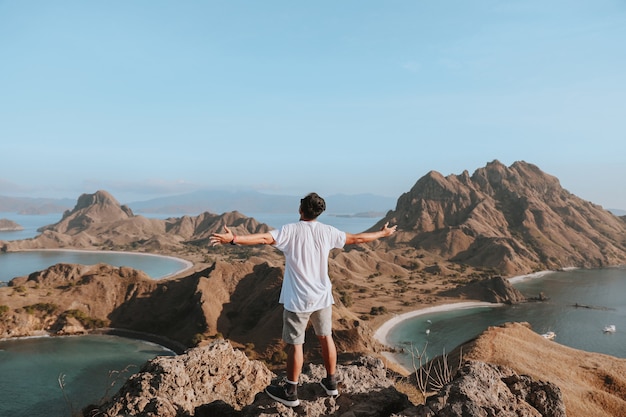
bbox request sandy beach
[371,270,564,373]
[373,301,501,347]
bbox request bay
[0,334,175,417]
[385,267,626,370]
[0,250,191,283]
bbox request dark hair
[300,192,326,220]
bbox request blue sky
[1,1,625,209]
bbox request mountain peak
[75,190,121,210]
[381,160,626,275]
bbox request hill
[375,159,626,275]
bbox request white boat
[541,331,556,340]
[603,325,616,333]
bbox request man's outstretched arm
[345,222,397,245]
[210,225,275,246]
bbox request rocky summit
[89,337,569,417]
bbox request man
[210,192,397,407]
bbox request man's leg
[287,343,304,383]
[312,307,339,396]
[317,334,336,377]
[265,309,308,407]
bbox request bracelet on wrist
[230,235,238,245]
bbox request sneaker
[320,377,339,396]
[265,380,300,407]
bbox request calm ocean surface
[0,212,382,416]
[0,335,175,417]
[385,267,626,370]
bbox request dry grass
[461,322,626,417]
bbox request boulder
[394,360,566,417]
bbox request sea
[0,211,383,417]
[384,267,626,370]
[2,213,625,415]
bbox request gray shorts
[282,306,333,345]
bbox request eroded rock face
[88,341,566,417]
[91,340,274,417]
[398,360,566,417]
[87,340,412,417]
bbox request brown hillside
[375,160,626,275]
[455,322,626,417]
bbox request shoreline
[373,301,501,374]
[373,301,501,347]
[372,270,561,373]
[0,328,186,355]
[8,248,194,279]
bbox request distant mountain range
[127,190,396,216]
[0,190,396,216]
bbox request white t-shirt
[270,221,346,313]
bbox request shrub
[62,309,108,329]
[271,349,287,364]
[370,306,388,315]
[0,305,9,316]
[24,303,59,315]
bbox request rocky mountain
[375,160,626,275]
[1,190,271,251]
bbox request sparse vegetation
[61,309,108,329]
[409,343,462,403]
[13,285,27,294]
[369,306,388,315]
[24,302,59,315]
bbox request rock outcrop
[90,340,275,417]
[440,276,527,304]
[87,338,567,417]
[400,360,566,417]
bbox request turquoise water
[385,267,626,370]
[0,250,190,283]
[0,334,175,417]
